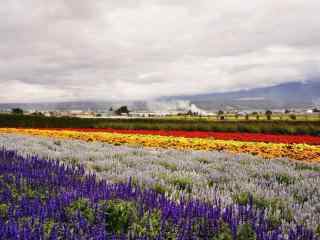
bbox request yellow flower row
[1,128,320,162]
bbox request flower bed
[1,128,320,162]
[0,148,318,239]
[44,128,320,145]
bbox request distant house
[306,109,313,114]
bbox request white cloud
[0,0,319,102]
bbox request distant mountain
[1,81,320,112]
[163,80,320,111]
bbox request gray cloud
[0,0,319,102]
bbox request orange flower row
[1,128,320,162]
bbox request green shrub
[99,199,138,234]
[294,163,320,172]
[67,198,95,223]
[152,183,167,195]
[237,224,256,240]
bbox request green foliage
[233,192,251,206]
[289,114,296,120]
[91,164,105,172]
[115,106,130,115]
[152,183,167,195]
[0,203,8,218]
[158,161,178,171]
[316,225,320,237]
[63,157,80,166]
[11,108,23,115]
[237,224,256,240]
[196,157,210,164]
[170,176,193,193]
[266,200,294,228]
[99,199,138,234]
[67,198,95,223]
[131,210,161,238]
[232,192,293,227]
[213,222,232,240]
[267,214,282,229]
[265,110,272,116]
[43,220,55,237]
[275,173,296,185]
[22,185,49,200]
[294,163,320,172]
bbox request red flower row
[35,128,320,145]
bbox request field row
[1,128,320,162]
[1,114,320,135]
[36,127,320,145]
[1,133,320,232]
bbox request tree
[218,110,224,115]
[109,107,113,112]
[11,108,23,115]
[115,106,130,115]
[289,114,296,120]
[285,109,290,114]
[265,110,272,120]
[186,110,193,116]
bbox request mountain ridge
[162,80,320,110]
[1,81,319,111]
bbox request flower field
[1,127,320,239]
[40,128,320,145]
[0,145,319,239]
[1,133,320,235]
[1,128,320,162]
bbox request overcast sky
[0,0,320,102]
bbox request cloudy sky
[0,0,320,102]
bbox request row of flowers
[41,127,320,145]
[0,146,318,239]
[1,128,320,162]
[2,133,320,232]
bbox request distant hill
[1,81,320,112]
[163,80,320,111]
